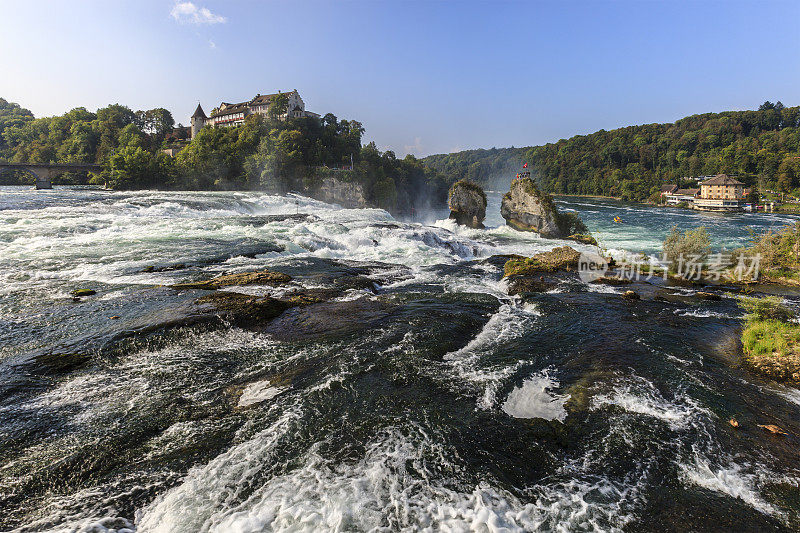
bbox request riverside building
[693,174,746,211]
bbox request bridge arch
[0,163,102,189]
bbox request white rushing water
[3,187,800,532]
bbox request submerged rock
[448,180,487,229]
[141,263,186,273]
[507,275,562,295]
[264,297,393,341]
[172,269,292,290]
[500,177,590,241]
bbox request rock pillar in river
[448,180,487,229]
[499,176,593,243]
[500,177,567,238]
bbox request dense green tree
[423,101,800,201]
[0,96,450,213]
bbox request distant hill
[422,147,525,190]
[422,102,800,201]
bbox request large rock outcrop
[501,177,565,237]
[500,177,593,243]
[448,180,487,228]
[312,177,367,209]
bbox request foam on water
[502,373,569,421]
[778,386,800,406]
[442,302,539,410]
[136,426,636,533]
[680,457,778,517]
[237,380,287,408]
[591,376,712,430]
[4,188,800,530]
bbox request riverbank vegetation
[662,226,711,272]
[423,102,800,201]
[739,296,800,383]
[740,222,800,284]
[0,96,448,214]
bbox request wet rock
[507,275,561,295]
[70,288,96,297]
[567,233,598,246]
[482,254,525,270]
[623,290,641,300]
[196,292,293,328]
[758,424,788,436]
[448,180,487,229]
[696,291,722,301]
[141,263,187,273]
[744,351,800,385]
[172,269,292,290]
[503,246,582,277]
[590,275,632,286]
[264,297,393,341]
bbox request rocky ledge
[448,180,487,229]
[501,246,583,295]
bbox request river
[1,186,799,532]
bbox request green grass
[738,296,800,382]
[738,295,793,321]
[741,319,800,357]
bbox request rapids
[1,186,799,532]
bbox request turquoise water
[482,190,800,256]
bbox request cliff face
[448,180,487,228]
[500,178,565,238]
[311,177,367,209]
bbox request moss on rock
[71,289,96,297]
[173,269,291,290]
[567,234,598,246]
[503,246,582,277]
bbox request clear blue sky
[1,0,798,157]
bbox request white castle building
[191,90,319,138]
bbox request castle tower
[190,103,207,139]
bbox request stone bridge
[0,163,103,189]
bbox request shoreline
[553,193,623,200]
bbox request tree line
[423,102,800,201]
[0,96,448,214]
